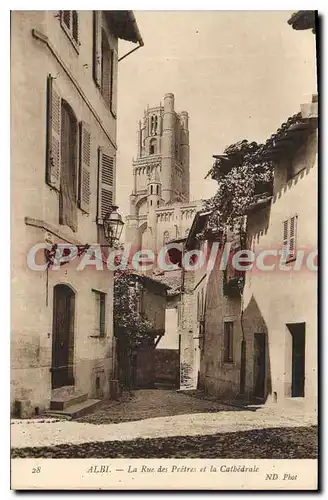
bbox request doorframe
[285,322,306,398]
[252,332,267,401]
[51,282,77,390]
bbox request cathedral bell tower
[125,93,191,251]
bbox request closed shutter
[72,11,79,44]
[110,49,118,117]
[93,11,102,88]
[46,75,61,191]
[78,122,91,214]
[97,148,114,222]
[101,40,111,105]
[61,11,70,29]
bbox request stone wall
[154,349,180,387]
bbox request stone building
[124,94,202,387]
[11,11,143,417]
[114,273,168,389]
[189,97,318,411]
[125,93,202,254]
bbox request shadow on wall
[247,202,272,245]
[242,294,272,404]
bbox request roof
[127,272,170,291]
[185,211,211,250]
[152,272,182,297]
[257,108,317,161]
[287,11,316,33]
[104,11,143,44]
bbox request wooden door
[253,333,266,399]
[52,284,75,389]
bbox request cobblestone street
[11,389,317,458]
[77,389,237,424]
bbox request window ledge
[89,335,107,339]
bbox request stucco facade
[197,98,318,411]
[11,11,142,416]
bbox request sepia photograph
[10,8,318,490]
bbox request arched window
[154,115,158,134]
[149,138,156,155]
[163,231,170,244]
[157,200,159,207]
[60,100,78,231]
[156,185,159,195]
[150,185,153,195]
[150,200,153,206]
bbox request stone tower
[125,94,199,253]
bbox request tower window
[156,185,159,195]
[157,200,159,206]
[149,138,156,155]
[150,200,153,206]
[150,185,153,195]
[150,115,158,135]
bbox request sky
[115,10,317,219]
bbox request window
[156,185,159,195]
[150,185,153,195]
[60,11,79,50]
[46,76,91,225]
[150,115,158,135]
[94,290,106,337]
[282,215,298,263]
[101,29,111,106]
[149,139,156,155]
[224,321,234,363]
[93,12,117,117]
[163,231,170,245]
[97,148,114,223]
[59,100,78,231]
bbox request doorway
[288,323,306,397]
[52,284,75,389]
[253,333,266,399]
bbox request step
[50,391,88,410]
[45,399,102,419]
[51,385,76,399]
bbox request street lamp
[103,205,124,246]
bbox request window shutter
[72,11,79,44]
[110,50,118,117]
[93,11,102,88]
[289,215,297,259]
[97,148,114,222]
[61,11,70,29]
[46,75,61,191]
[282,219,289,261]
[78,122,91,214]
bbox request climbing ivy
[204,140,274,239]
